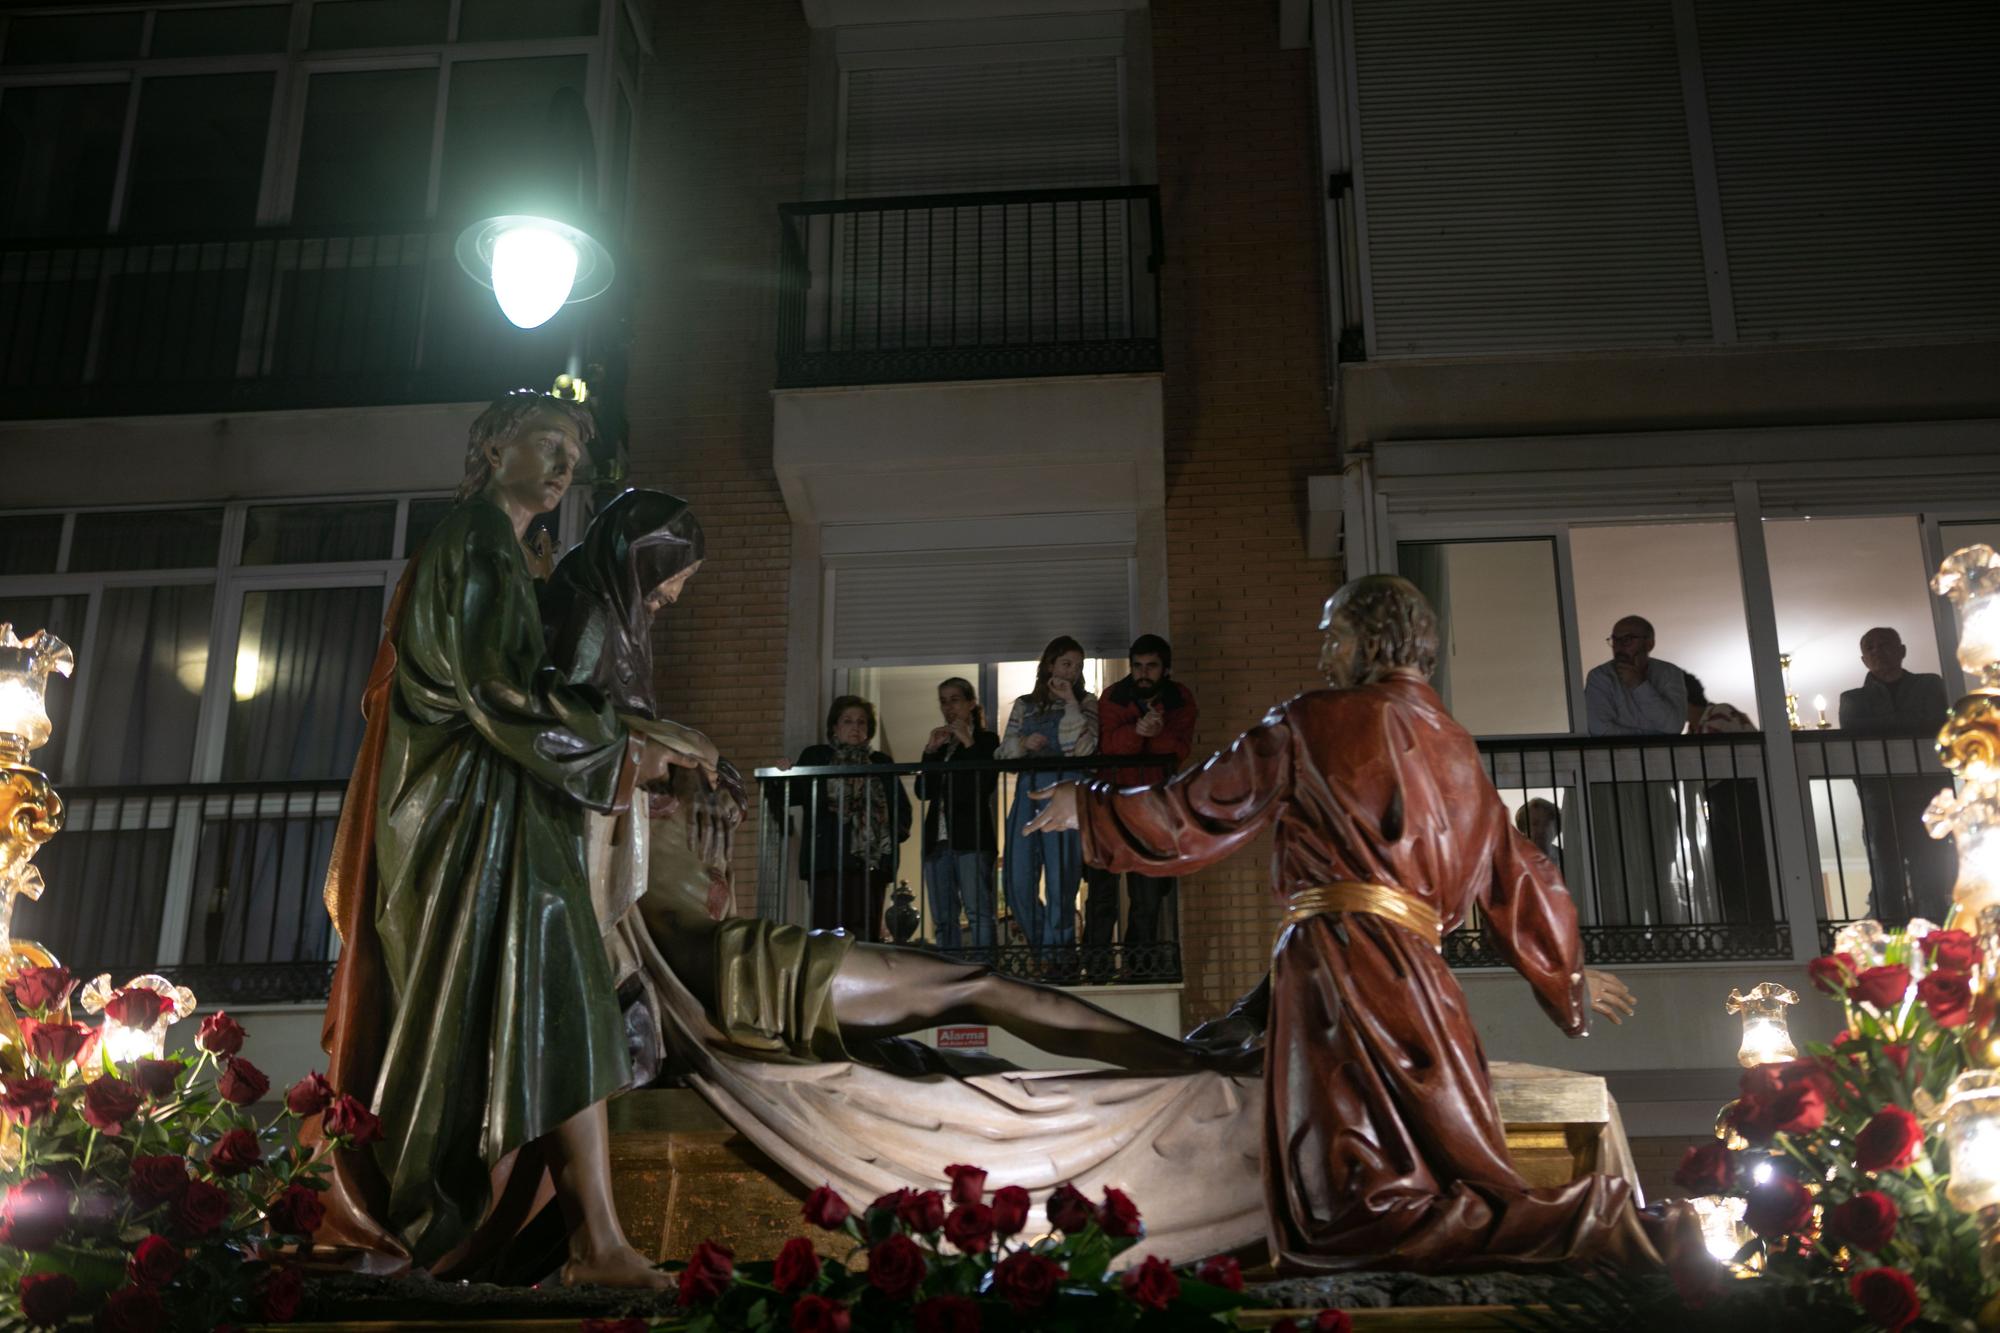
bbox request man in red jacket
[1087,634,1199,976]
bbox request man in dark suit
[1838,626,1955,922]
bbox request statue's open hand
[1585,967,1636,1026]
[1022,781,1080,833]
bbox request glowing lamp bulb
[490,224,580,330]
[1727,982,1800,1068]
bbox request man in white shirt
[1585,616,1688,736]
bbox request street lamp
[455,213,616,331]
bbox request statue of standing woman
[316,391,690,1285]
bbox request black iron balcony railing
[13,778,345,1005]
[752,754,1178,985]
[0,223,597,421]
[776,185,1164,389]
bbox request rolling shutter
[1349,0,1713,356]
[1694,0,2000,342]
[831,556,1131,663]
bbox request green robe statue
[368,498,634,1265]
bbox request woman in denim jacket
[997,637,1098,960]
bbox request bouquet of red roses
[1665,921,1997,1331]
[0,965,378,1331]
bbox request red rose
[1880,1044,1911,1076]
[772,1236,819,1293]
[1828,1191,1899,1253]
[1807,953,1857,994]
[217,1057,269,1106]
[284,1072,335,1117]
[1045,1182,1096,1233]
[1310,1313,1354,1333]
[943,1202,992,1254]
[267,1183,326,1237]
[914,1295,981,1333]
[209,1127,262,1175]
[1197,1255,1244,1292]
[196,1012,246,1056]
[1769,1077,1827,1136]
[170,1178,232,1238]
[944,1163,988,1206]
[104,987,168,1031]
[896,1189,946,1234]
[17,1271,77,1329]
[1848,964,1911,1010]
[20,1017,90,1066]
[866,1234,927,1300]
[1,1076,57,1125]
[869,1188,910,1216]
[82,1076,144,1135]
[1743,1172,1814,1238]
[95,1284,163,1333]
[1917,971,1972,1027]
[1850,1266,1921,1332]
[323,1095,382,1146]
[1854,1106,1925,1172]
[1120,1255,1180,1311]
[675,1239,734,1307]
[990,1185,1030,1237]
[10,965,72,1012]
[992,1250,1064,1312]
[1727,1092,1778,1144]
[1673,1141,1735,1194]
[802,1184,851,1230]
[259,1265,304,1322]
[1100,1186,1142,1238]
[127,1155,190,1209]
[132,1059,183,1099]
[789,1294,850,1333]
[1921,928,1979,974]
[127,1234,185,1286]
[0,1175,71,1250]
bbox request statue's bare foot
[560,1243,673,1290]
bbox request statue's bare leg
[830,944,1209,1071]
[549,1099,671,1289]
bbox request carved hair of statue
[455,388,600,502]
[542,489,704,718]
[1327,574,1441,684]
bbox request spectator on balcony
[916,677,1000,957]
[1514,797,1563,863]
[1584,615,1688,736]
[1839,626,1955,922]
[998,636,1098,962]
[1685,673,1773,925]
[789,696,912,939]
[1089,634,1199,972]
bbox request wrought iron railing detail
[776,186,1164,388]
[1791,731,1955,928]
[0,224,598,420]
[1447,923,1794,970]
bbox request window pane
[122,73,274,231]
[308,0,448,49]
[458,0,598,42]
[292,67,439,226]
[242,501,396,565]
[16,818,174,975]
[183,810,338,964]
[438,55,589,223]
[405,497,458,553]
[2,13,142,64]
[0,514,63,574]
[1398,539,1570,736]
[149,6,291,57]
[73,584,214,785]
[0,594,86,781]
[68,508,223,571]
[0,82,126,237]
[222,586,379,780]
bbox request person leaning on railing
[785,695,912,940]
[997,636,1099,964]
[915,677,1000,957]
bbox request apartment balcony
[0,223,601,422]
[774,185,1163,390]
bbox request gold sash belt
[1285,881,1443,948]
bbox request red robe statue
[1078,676,1679,1272]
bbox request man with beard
[1086,635,1198,976]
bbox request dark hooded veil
[543,489,704,718]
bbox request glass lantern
[1727,982,1800,1068]
[1944,1070,2000,1214]
[0,625,73,759]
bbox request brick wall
[624,0,807,902]
[1628,1134,1704,1204]
[1150,2,1340,1020]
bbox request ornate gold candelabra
[0,624,70,983]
